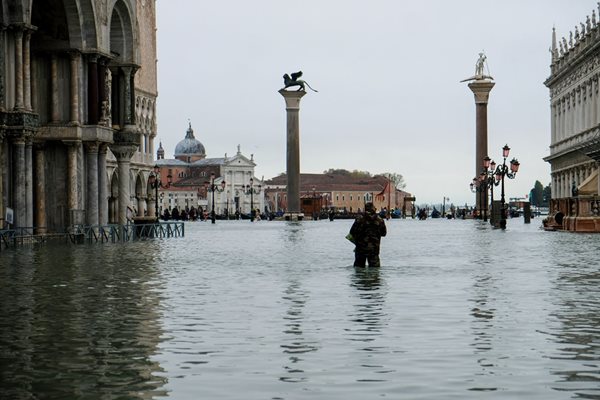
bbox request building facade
[264,173,414,217]
[154,124,265,217]
[0,0,158,232]
[544,6,600,231]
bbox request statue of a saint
[460,52,493,82]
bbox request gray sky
[155,1,595,206]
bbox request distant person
[349,202,387,268]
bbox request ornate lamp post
[205,172,226,224]
[244,177,262,222]
[494,144,520,229]
[469,173,488,221]
[149,164,172,222]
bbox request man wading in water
[349,202,387,268]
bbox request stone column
[14,28,24,110]
[85,142,99,226]
[50,55,60,123]
[23,30,32,111]
[111,145,137,224]
[121,66,135,127]
[98,144,109,225]
[25,137,33,228]
[0,134,4,223]
[88,55,99,124]
[137,195,146,217]
[0,26,5,111]
[69,52,80,125]
[65,141,80,225]
[279,89,306,220]
[550,103,556,144]
[468,79,495,213]
[12,137,26,228]
[34,144,47,233]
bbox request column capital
[84,141,100,153]
[279,89,306,110]
[62,139,82,149]
[467,80,495,104]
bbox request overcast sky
[155,1,596,206]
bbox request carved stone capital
[84,141,100,153]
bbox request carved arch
[108,0,136,64]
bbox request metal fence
[0,222,185,250]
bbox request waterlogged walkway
[1,218,599,399]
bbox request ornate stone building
[0,0,158,232]
[154,124,265,216]
[544,5,600,231]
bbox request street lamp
[442,196,450,217]
[149,164,172,222]
[204,172,226,224]
[243,177,262,222]
[494,144,520,229]
[482,156,499,225]
[469,173,488,221]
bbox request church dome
[174,123,206,160]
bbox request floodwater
[1,218,600,399]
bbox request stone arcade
[0,0,158,232]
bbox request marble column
[25,137,33,228]
[30,51,37,111]
[121,66,134,126]
[0,133,4,225]
[14,28,24,110]
[12,137,26,228]
[34,144,47,233]
[0,26,5,111]
[85,142,99,226]
[279,89,306,219]
[65,141,80,225]
[23,30,32,111]
[112,145,137,224]
[70,52,80,125]
[88,55,99,124]
[137,195,146,217]
[468,79,495,213]
[98,144,109,225]
[51,55,60,123]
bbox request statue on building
[282,71,318,92]
[461,52,493,82]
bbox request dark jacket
[350,210,387,255]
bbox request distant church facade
[0,0,158,232]
[154,124,265,217]
[545,5,600,231]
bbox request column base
[284,212,304,221]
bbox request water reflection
[468,266,499,392]
[548,259,600,399]
[279,280,318,383]
[348,267,386,344]
[0,245,168,399]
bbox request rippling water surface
[1,218,600,399]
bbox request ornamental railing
[0,222,184,250]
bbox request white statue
[461,52,493,82]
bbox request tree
[542,184,551,207]
[323,168,351,176]
[529,180,544,207]
[380,172,406,190]
[323,169,372,178]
